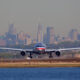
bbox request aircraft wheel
[49,53,53,58]
[29,53,32,58]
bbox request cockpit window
[34,43,46,47]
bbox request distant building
[8,24,16,35]
[17,31,25,45]
[37,24,43,42]
[47,27,55,44]
[6,24,17,45]
[17,31,25,41]
[0,39,6,46]
[69,29,78,41]
[32,39,37,44]
[25,34,32,45]
[17,32,32,45]
[43,33,47,44]
[78,34,80,40]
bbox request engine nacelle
[20,51,26,56]
[55,51,61,56]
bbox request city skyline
[0,0,80,38]
[0,23,80,46]
[0,23,80,38]
[0,23,80,37]
[0,22,80,38]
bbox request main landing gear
[29,52,32,58]
[49,53,53,58]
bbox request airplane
[0,42,80,58]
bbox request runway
[0,58,80,68]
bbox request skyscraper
[25,34,32,45]
[6,23,17,45]
[37,24,43,42]
[8,24,16,35]
[69,29,78,41]
[47,27,55,44]
[17,31,25,45]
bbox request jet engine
[55,51,61,56]
[20,51,26,56]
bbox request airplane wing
[0,47,80,53]
[0,47,33,52]
[58,47,80,51]
[45,47,80,52]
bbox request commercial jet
[0,42,80,58]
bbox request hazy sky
[0,0,80,38]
